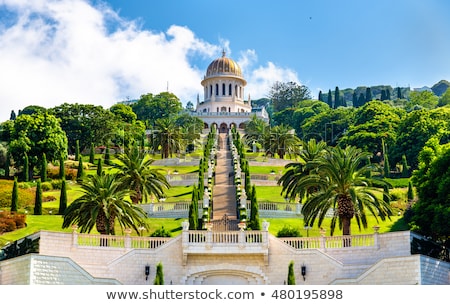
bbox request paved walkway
[211,133,237,223]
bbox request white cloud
[245,62,300,100]
[0,0,300,122]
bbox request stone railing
[180,220,270,264]
[280,231,379,250]
[72,227,172,250]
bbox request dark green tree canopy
[269,81,311,112]
[49,103,116,154]
[9,112,68,171]
[411,140,450,245]
[132,92,182,126]
[339,101,405,155]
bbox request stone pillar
[320,228,326,250]
[71,225,78,248]
[124,228,132,249]
[373,225,380,249]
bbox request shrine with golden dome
[192,51,268,133]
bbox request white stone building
[191,51,269,133]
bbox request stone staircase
[211,133,239,230]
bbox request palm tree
[113,146,170,204]
[278,138,327,202]
[153,117,183,158]
[263,124,300,159]
[243,114,269,148]
[298,145,392,236]
[62,173,148,235]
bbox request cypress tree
[381,90,386,101]
[249,184,261,230]
[397,87,402,99]
[386,89,391,100]
[352,92,357,107]
[407,181,414,201]
[104,146,111,165]
[365,87,372,102]
[11,176,18,212]
[59,157,65,179]
[58,178,67,215]
[357,93,365,107]
[5,151,10,177]
[41,153,47,182]
[327,89,333,108]
[96,158,103,176]
[287,261,296,285]
[401,154,409,177]
[189,185,199,230]
[89,143,95,164]
[383,184,390,205]
[76,156,84,182]
[75,140,80,162]
[34,179,42,215]
[318,90,323,102]
[334,86,340,108]
[10,110,16,120]
[154,262,164,285]
[23,153,29,182]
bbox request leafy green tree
[40,153,47,181]
[49,103,116,155]
[11,176,18,212]
[339,101,405,157]
[113,146,170,204]
[407,91,439,110]
[154,262,164,285]
[110,103,137,124]
[410,140,450,246]
[391,108,450,170]
[34,179,42,215]
[269,81,311,112]
[8,112,67,177]
[301,107,355,144]
[287,261,296,285]
[62,173,148,235]
[132,92,182,126]
[58,178,68,215]
[299,146,392,236]
[438,87,450,107]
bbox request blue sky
[1,0,449,122]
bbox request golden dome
[206,51,242,78]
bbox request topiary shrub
[150,226,172,237]
[276,225,302,237]
[41,181,53,192]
